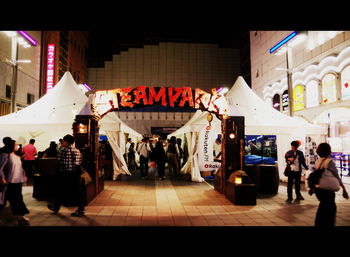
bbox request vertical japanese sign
[293,84,305,111]
[46,44,55,92]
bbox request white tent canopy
[0,71,142,178]
[169,76,328,182]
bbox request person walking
[0,139,30,226]
[22,139,37,179]
[285,140,308,203]
[43,141,58,158]
[137,137,152,179]
[127,142,137,172]
[150,141,167,180]
[176,138,184,169]
[312,143,349,229]
[47,134,86,217]
[166,136,180,176]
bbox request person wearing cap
[0,138,30,226]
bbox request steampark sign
[91,86,229,118]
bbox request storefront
[263,46,350,181]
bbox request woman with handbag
[312,143,348,229]
[0,139,30,226]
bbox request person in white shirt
[137,137,152,178]
[0,139,30,226]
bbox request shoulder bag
[317,160,340,191]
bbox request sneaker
[70,210,85,217]
[286,198,293,203]
[296,195,305,200]
[47,204,59,214]
[17,216,30,226]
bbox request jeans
[167,153,179,176]
[52,173,85,211]
[5,183,29,216]
[287,171,302,199]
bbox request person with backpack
[285,140,308,203]
[309,143,348,228]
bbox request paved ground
[1,171,350,227]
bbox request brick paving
[1,171,350,227]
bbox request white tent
[0,71,142,178]
[170,76,328,181]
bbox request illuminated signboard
[293,85,305,111]
[46,44,55,92]
[322,73,337,104]
[92,86,228,118]
[281,90,289,112]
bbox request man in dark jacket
[285,140,308,202]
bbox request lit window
[272,94,281,111]
[321,73,337,104]
[306,80,319,108]
[293,85,305,111]
[341,65,350,100]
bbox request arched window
[272,93,281,111]
[293,84,305,111]
[281,90,289,112]
[321,73,337,104]
[341,65,350,100]
[306,80,319,108]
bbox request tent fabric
[0,71,142,179]
[169,76,328,182]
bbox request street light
[2,31,37,112]
[270,31,306,117]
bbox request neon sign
[46,44,55,92]
[92,86,228,118]
[269,31,297,54]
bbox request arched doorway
[72,86,244,203]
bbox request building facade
[250,31,350,156]
[87,42,240,135]
[0,31,42,115]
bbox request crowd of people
[122,136,186,181]
[0,133,349,228]
[0,134,86,226]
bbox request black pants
[139,155,149,177]
[5,183,29,216]
[287,171,302,199]
[315,189,336,228]
[23,160,35,178]
[156,162,165,178]
[52,173,85,211]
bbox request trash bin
[256,164,279,194]
[225,170,256,205]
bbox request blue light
[269,31,297,54]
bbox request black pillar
[215,116,245,195]
[73,115,102,204]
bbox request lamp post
[270,31,307,117]
[10,36,19,113]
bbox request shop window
[293,85,305,111]
[281,90,289,112]
[272,94,281,111]
[6,85,11,99]
[321,73,337,104]
[27,93,34,105]
[306,80,319,108]
[341,65,350,100]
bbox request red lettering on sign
[149,87,167,106]
[168,88,183,107]
[179,87,194,107]
[133,85,149,105]
[117,88,134,108]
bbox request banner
[197,124,221,171]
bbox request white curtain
[190,132,204,182]
[106,131,131,179]
[180,132,192,175]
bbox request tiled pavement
[1,172,350,227]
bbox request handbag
[318,169,340,191]
[284,165,291,176]
[81,170,92,185]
